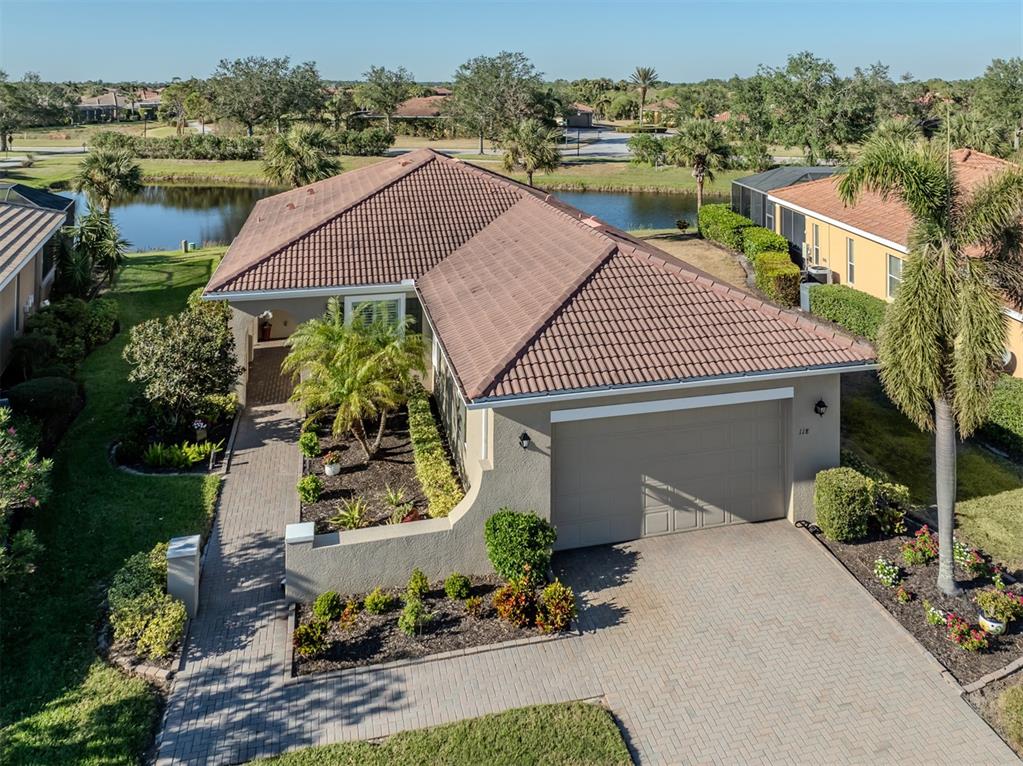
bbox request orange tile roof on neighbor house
[206,150,874,401]
[769,149,1017,249]
[394,95,448,118]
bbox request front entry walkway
[157,407,1014,764]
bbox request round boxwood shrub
[444,572,471,600]
[297,431,320,458]
[7,376,79,421]
[484,509,557,585]
[814,467,874,542]
[312,591,343,621]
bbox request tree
[263,124,341,188]
[501,118,561,186]
[762,52,847,163]
[355,66,414,130]
[449,52,545,154]
[0,407,49,584]
[663,119,731,209]
[209,56,323,135]
[283,298,424,459]
[975,58,1023,151]
[945,110,1012,158]
[323,88,357,131]
[183,88,215,133]
[65,208,130,293]
[627,133,665,165]
[158,80,191,135]
[630,66,658,125]
[0,71,29,151]
[838,136,1023,595]
[71,149,142,214]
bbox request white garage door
[551,400,788,550]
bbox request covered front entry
[551,398,788,550]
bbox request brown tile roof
[642,98,679,112]
[770,149,1016,249]
[0,202,66,288]
[208,149,875,400]
[569,102,594,113]
[394,95,448,118]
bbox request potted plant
[323,450,342,477]
[193,419,208,442]
[975,588,1023,636]
[258,310,273,342]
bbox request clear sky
[1,0,1020,83]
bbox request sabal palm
[72,149,142,213]
[839,136,1023,595]
[263,125,341,188]
[663,119,731,209]
[501,118,561,187]
[630,66,658,125]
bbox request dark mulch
[294,577,539,676]
[117,418,233,475]
[813,529,1023,685]
[301,408,427,532]
[966,669,1023,758]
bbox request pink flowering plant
[945,612,989,652]
[0,407,51,582]
[901,525,938,566]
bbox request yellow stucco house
[766,149,1023,379]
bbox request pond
[59,185,727,251]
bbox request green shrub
[7,377,78,422]
[107,544,167,615]
[753,251,800,306]
[8,333,58,380]
[464,595,484,619]
[536,580,577,633]
[808,283,887,341]
[444,572,471,600]
[107,542,184,658]
[142,442,194,470]
[406,568,429,600]
[296,475,322,504]
[814,467,873,542]
[293,619,329,657]
[313,591,344,621]
[196,392,240,426]
[330,497,369,530]
[31,363,72,379]
[135,595,187,659]
[334,127,396,156]
[923,599,944,626]
[397,596,432,636]
[492,578,537,627]
[407,382,464,517]
[298,431,320,458]
[980,375,1023,460]
[627,133,665,165]
[484,510,557,585]
[976,589,1023,623]
[697,204,754,251]
[89,130,264,160]
[998,683,1023,749]
[741,227,789,260]
[83,297,119,348]
[363,587,398,614]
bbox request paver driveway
[157,402,1014,764]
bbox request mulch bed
[294,576,538,676]
[966,669,1023,758]
[301,408,428,532]
[116,418,234,475]
[813,529,1023,685]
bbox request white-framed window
[343,293,406,328]
[846,238,855,284]
[887,253,903,298]
[765,202,775,232]
[812,224,821,265]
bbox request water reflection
[555,190,728,231]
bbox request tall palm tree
[839,136,1023,595]
[263,125,341,188]
[501,118,562,187]
[630,66,658,126]
[663,119,732,210]
[71,149,142,214]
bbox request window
[765,202,775,232]
[812,224,820,265]
[887,253,903,297]
[344,293,405,328]
[846,238,855,284]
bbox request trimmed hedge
[753,251,800,307]
[107,542,187,660]
[8,377,79,421]
[742,227,789,260]
[484,510,557,585]
[88,130,263,160]
[334,127,395,156]
[698,204,754,251]
[980,375,1023,460]
[808,284,887,341]
[407,382,464,517]
[814,467,875,542]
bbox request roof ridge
[209,150,438,291]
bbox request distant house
[640,98,679,124]
[564,103,594,128]
[730,166,839,234]
[393,95,448,120]
[77,88,161,123]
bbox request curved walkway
[157,402,1015,765]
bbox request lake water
[60,186,725,251]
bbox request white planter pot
[324,463,341,477]
[195,428,207,442]
[978,612,1007,635]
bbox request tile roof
[0,202,66,287]
[208,149,876,401]
[769,149,1016,248]
[394,95,448,118]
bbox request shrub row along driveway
[158,404,1013,764]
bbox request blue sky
[1,0,1020,82]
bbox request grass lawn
[11,123,193,147]
[957,489,1023,571]
[0,248,226,765]
[249,703,632,766]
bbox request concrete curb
[962,655,1023,694]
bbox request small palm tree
[663,120,731,210]
[71,149,142,214]
[263,125,341,188]
[630,66,658,125]
[501,118,562,187]
[66,208,130,292]
[839,136,1023,595]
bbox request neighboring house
[731,167,839,232]
[564,103,594,128]
[640,98,679,124]
[768,148,1023,378]
[0,201,68,374]
[202,149,875,595]
[393,94,448,120]
[77,88,161,123]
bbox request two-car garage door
[551,399,788,550]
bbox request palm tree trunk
[350,418,373,461]
[694,169,704,210]
[527,170,534,187]
[934,396,961,596]
[478,129,484,155]
[369,410,389,455]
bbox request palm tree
[839,136,1023,595]
[66,209,130,292]
[71,149,142,214]
[663,119,731,210]
[630,66,658,126]
[501,118,562,187]
[263,125,341,188]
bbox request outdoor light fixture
[814,399,828,417]
[518,432,531,450]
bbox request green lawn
[249,703,633,766]
[957,488,1023,571]
[485,157,744,194]
[0,249,226,765]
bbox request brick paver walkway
[157,403,1015,765]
